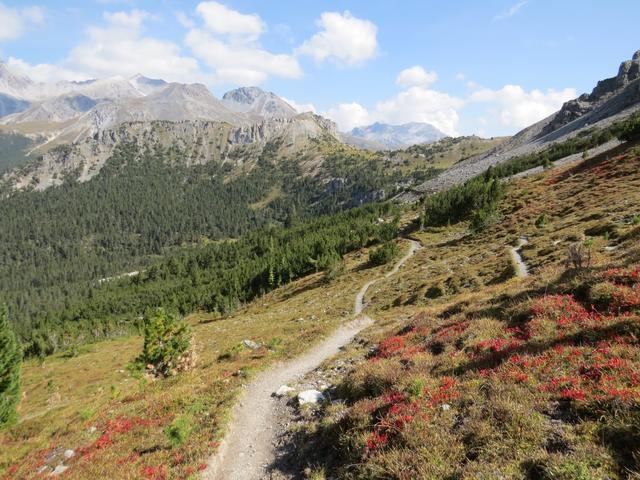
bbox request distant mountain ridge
[347,122,448,150]
[0,62,334,159]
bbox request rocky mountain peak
[222,86,297,120]
[222,86,266,104]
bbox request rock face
[2,113,340,190]
[413,49,640,195]
[540,49,640,137]
[347,122,447,150]
[222,86,297,121]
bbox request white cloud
[281,97,316,114]
[493,1,528,21]
[9,9,204,83]
[176,11,195,29]
[196,1,264,39]
[297,11,378,66]
[6,57,82,82]
[469,84,576,128]
[375,87,463,135]
[396,66,437,87]
[0,3,44,41]
[324,102,372,131]
[8,3,303,89]
[182,2,302,86]
[324,68,464,135]
[61,10,202,82]
[185,28,301,85]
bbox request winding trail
[203,239,421,480]
[510,236,529,277]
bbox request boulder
[298,390,324,405]
[274,385,295,397]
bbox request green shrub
[0,305,21,429]
[405,378,425,398]
[165,416,193,447]
[369,242,400,266]
[535,213,548,228]
[324,257,346,282]
[470,205,499,233]
[422,173,504,227]
[138,308,192,377]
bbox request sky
[0,0,638,136]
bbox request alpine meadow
[0,2,639,479]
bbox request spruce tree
[0,305,21,428]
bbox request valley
[0,18,639,480]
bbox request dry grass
[0,244,399,479]
[283,146,640,479]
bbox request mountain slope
[2,112,338,190]
[413,49,640,194]
[348,122,448,150]
[2,140,639,480]
[0,92,29,117]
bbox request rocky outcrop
[540,50,640,137]
[2,113,340,190]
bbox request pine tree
[0,305,21,428]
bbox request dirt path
[203,239,420,480]
[510,236,529,277]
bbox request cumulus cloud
[61,10,202,82]
[184,2,301,85]
[196,1,264,39]
[185,29,301,85]
[9,3,303,87]
[324,68,463,135]
[324,102,372,131]
[469,84,576,128]
[375,87,463,134]
[0,3,44,41]
[396,66,438,87]
[281,97,316,114]
[6,9,202,83]
[6,57,81,82]
[297,11,378,66]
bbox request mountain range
[2,50,640,195]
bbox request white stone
[242,339,261,350]
[63,449,75,460]
[440,403,451,411]
[298,389,324,405]
[275,385,295,397]
[51,465,69,476]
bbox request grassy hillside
[281,145,640,479]
[2,137,638,479]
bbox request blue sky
[0,0,638,135]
